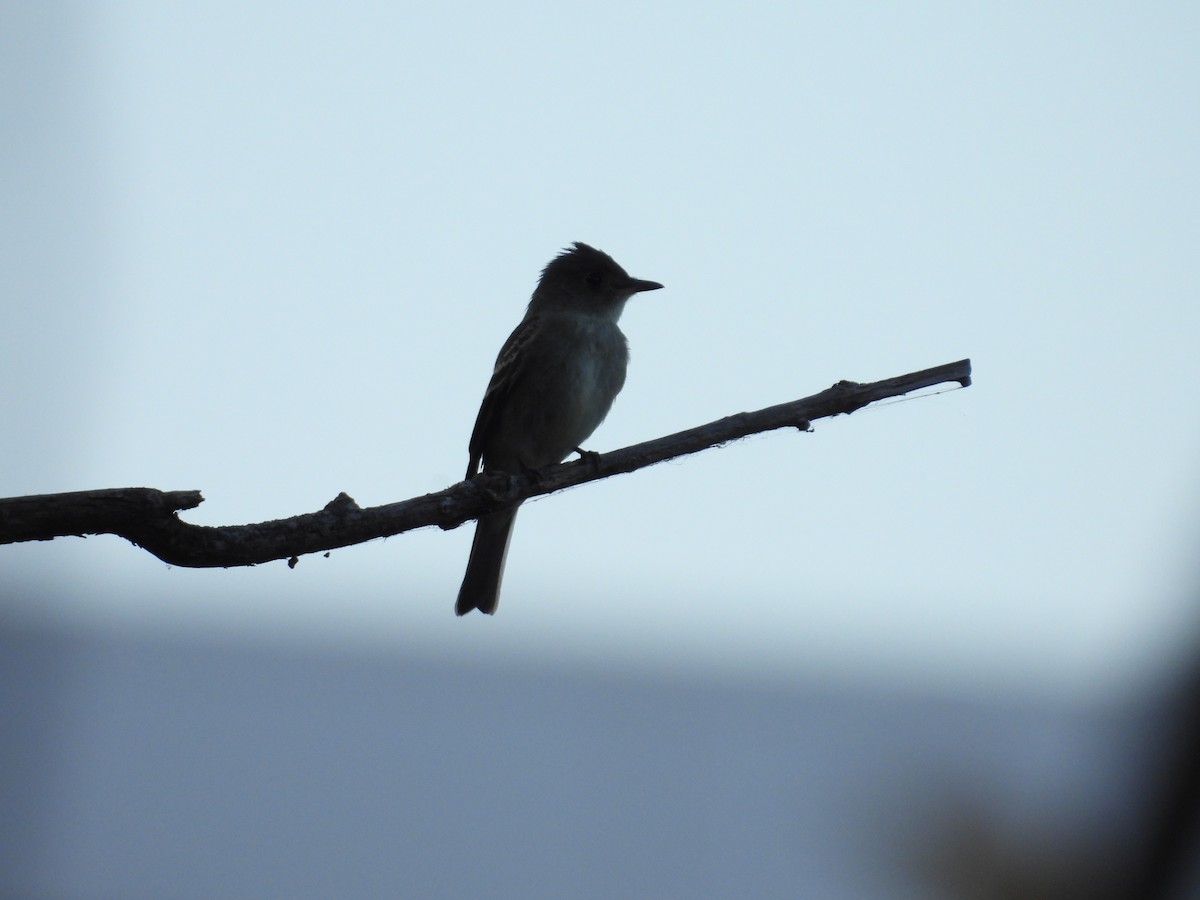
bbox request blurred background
[3,2,1199,897]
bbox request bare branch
[0,358,971,568]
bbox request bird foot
[573,447,602,472]
[519,462,546,486]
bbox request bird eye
[584,270,603,288]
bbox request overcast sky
[4,2,1199,701]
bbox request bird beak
[627,277,664,294]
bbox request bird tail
[455,506,519,616]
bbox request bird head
[530,242,663,316]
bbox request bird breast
[549,316,629,451]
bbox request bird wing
[466,314,542,479]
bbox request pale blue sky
[5,2,1199,699]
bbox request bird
[455,242,663,616]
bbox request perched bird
[456,242,663,616]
